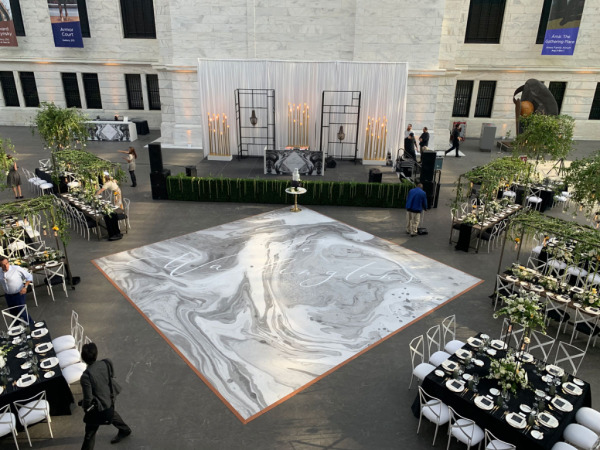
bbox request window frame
[8,0,25,36]
[0,71,20,107]
[536,0,553,44]
[464,0,507,44]
[474,81,497,118]
[588,83,600,120]
[19,72,40,108]
[120,0,157,39]
[125,74,144,110]
[146,74,161,110]
[452,80,474,118]
[77,0,91,38]
[548,81,567,114]
[82,73,102,109]
[61,72,82,109]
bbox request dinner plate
[546,364,564,377]
[562,382,583,396]
[31,328,48,338]
[505,275,519,282]
[531,430,544,440]
[531,285,544,292]
[551,396,573,412]
[35,342,53,353]
[473,359,484,367]
[570,286,584,294]
[573,302,583,308]
[34,322,44,328]
[490,339,507,350]
[445,379,465,393]
[35,265,43,270]
[537,412,559,428]
[519,404,531,413]
[573,378,585,387]
[455,349,472,360]
[434,369,444,377]
[534,389,546,398]
[506,412,527,429]
[584,306,600,315]
[12,337,22,345]
[462,373,472,381]
[45,261,58,267]
[40,357,59,369]
[467,337,483,348]
[541,375,553,383]
[516,351,534,363]
[20,361,32,370]
[489,388,500,396]
[44,371,55,379]
[486,348,497,356]
[16,375,36,388]
[474,395,494,410]
[556,294,571,303]
[8,325,24,336]
[480,334,490,340]
[441,360,459,372]
[16,351,27,359]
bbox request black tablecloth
[0,321,74,416]
[34,169,69,193]
[515,186,554,212]
[411,337,591,450]
[131,119,149,135]
[455,224,474,252]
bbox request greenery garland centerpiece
[494,291,547,333]
[575,288,600,308]
[488,351,529,395]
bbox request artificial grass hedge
[167,176,412,208]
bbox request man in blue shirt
[405,183,428,237]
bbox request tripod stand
[545,158,566,178]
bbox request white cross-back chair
[2,305,29,330]
[446,407,484,450]
[494,275,515,310]
[57,323,84,369]
[0,404,19,450]
[38,159,51,170]
[499,318,524,349]
[14,391,53,447]
[479,222,504,253]
[409,335,435,389]
[426,324,451,366]
[417,386,449,446]
[442,315,465,354]
[563,423,600,450]
[546,258,567,278]
[526,186,543,210]
[51,310,78,353]
[43,262,68,301]
[545,297,571,335]
[484,429,515,450]
[121,198,131,231]
[528,330,555,362]
[526,256,547,275]
[569,308,599,348]
[501,186,516,203]
[554,341,585,376]
[6,228,27,258]
[566,264,589,287]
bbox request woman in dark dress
[6,155,23,199]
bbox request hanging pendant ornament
[250,109,258,126]
[337,126,345,142]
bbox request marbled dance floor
[94,208,481,422]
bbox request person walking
[445,123,462,157]
[118,147,137,187]
[403,132,418,161]
[6,155,23,199]
[80,343,131,449]
[405,183,428,237]
[0,256,34,325]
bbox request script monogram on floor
[95,208,480,421]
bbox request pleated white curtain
[197,59,408,158]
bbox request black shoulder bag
[83,361,118,424]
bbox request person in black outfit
[404,132,418,160]
[419,127,430,151]
[80,343,131,449]
[445,124,462,157]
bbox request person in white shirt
[96,174,123,209]
[0,256,34,324]
[404,123,413,138]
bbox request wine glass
[501,390,510,410]
[472,374,480,393]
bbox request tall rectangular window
[536,0,553,44]
[589,83,600,120]
[452,80,474,117]
[61,73,82,108]
[9,0,25,36]
[465,0,507,44]
[125,74,144,109]
[120,0,156,39]
[474,81,496,118]
[146,74,160,110]
[82,73,102,109]
[77,0,91,38]
[548,82,567,113]
[19,72,39,107]
[0,71,20,107]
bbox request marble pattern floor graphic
[94,208,481,422]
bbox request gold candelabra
[207,113,230,156]
[287,103,309,147]
[364,116,387,160]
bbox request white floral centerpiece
[494,291,546,332]
[488,351,529,394]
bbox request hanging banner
[47,0,83,47]
[542,0,586,55]
[0,0,18,47]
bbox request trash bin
[479,123,496,152]
[185,166,198,177]
[368,168,382,183]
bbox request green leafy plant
[564,150,600,218]
[513,113,575,163]
[494,291,546,332]
[32,102,89,151]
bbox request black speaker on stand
[368,168,382,183]
[148,143,169,200]
[420,151,437,182]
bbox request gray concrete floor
[0,125,598,450]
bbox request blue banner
[542,0,585,55]
[48,0,83,48]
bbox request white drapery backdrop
[197,59,408,158]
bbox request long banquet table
[0,321,74,416]
[411,335,591,450]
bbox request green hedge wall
[166,176,412,208]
